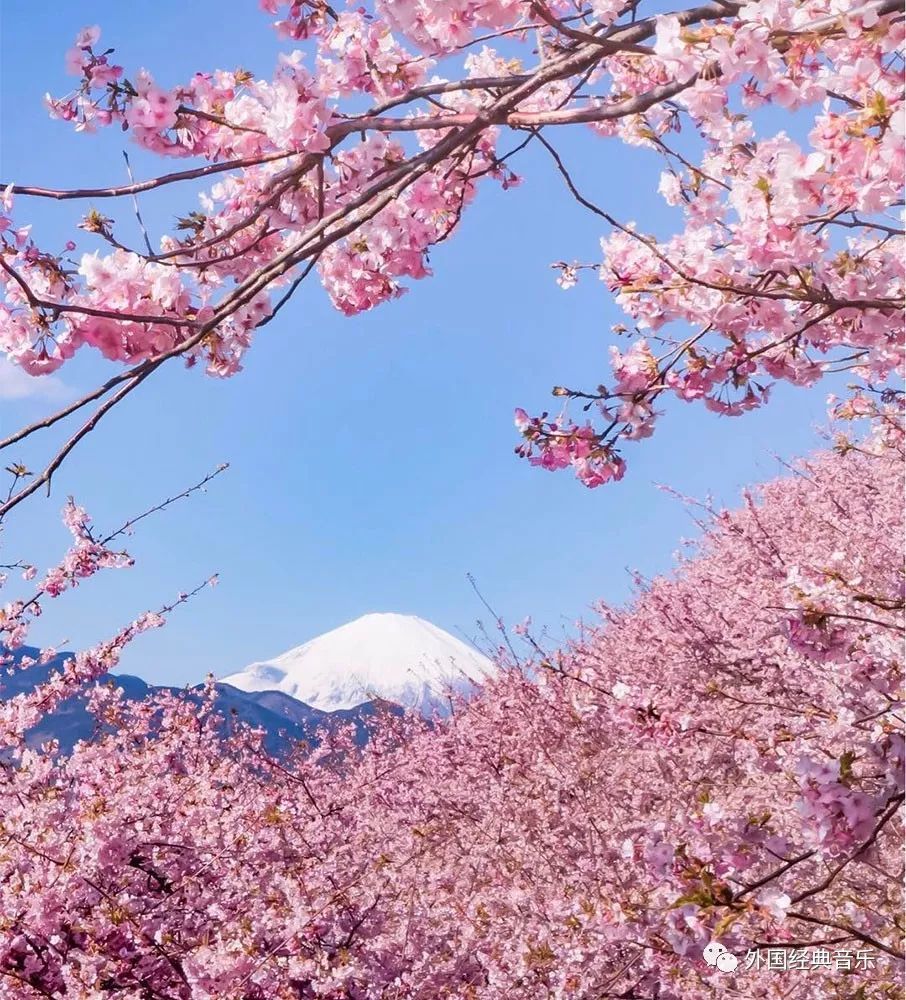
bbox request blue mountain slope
[1,647,394,755]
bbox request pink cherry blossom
[0,436,901,998]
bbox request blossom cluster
[0,1,899,490]
[0,471,221,746]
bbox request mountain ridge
[2,613,493,753]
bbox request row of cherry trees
[1,436,902,998]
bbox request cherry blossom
[0,434,901,998]
[0,1,899,506]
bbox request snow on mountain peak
[220,612,496,716]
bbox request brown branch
[330,75,699,132]
[735,850,817,899]
[0,366,157,518]
[2,151,295,200]
[99,463,230,545]
[786,910,904,960]
[529,0,655,51]
[364,74,532,116]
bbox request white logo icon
[703,941,739,973]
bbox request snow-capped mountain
[221,612,496,716]
[3,615,493,756]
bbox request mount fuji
[221,612,496,717]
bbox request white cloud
[0,360,69,402]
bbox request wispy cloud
[0,359,70,402]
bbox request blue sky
[0,2,844,686]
